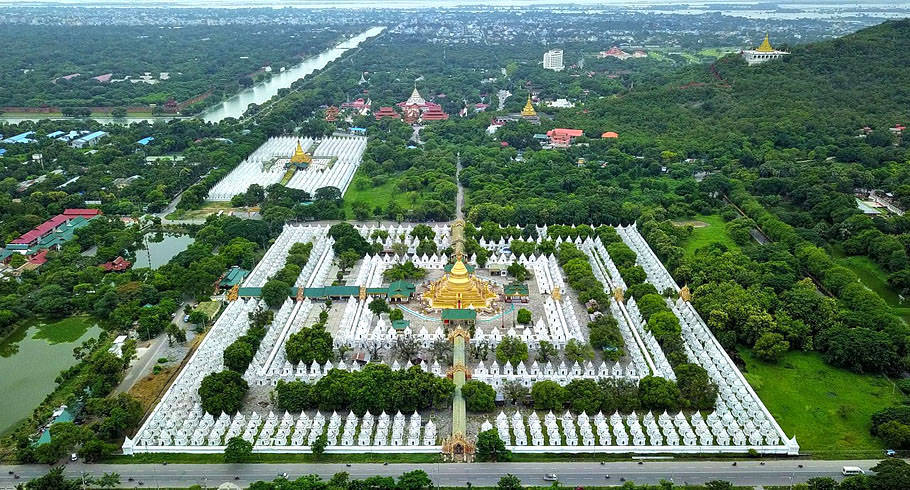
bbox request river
[0,26,385,125]
[201,26,385,123]
[0,317,102,435]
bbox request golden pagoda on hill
[422,219,498,310]
[521,94,537,118]
[742,34,788,66]
[290,140,312,168]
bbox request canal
[0,26,385,125]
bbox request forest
[0,25,357,111]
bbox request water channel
[0,317,102,435]
[0,26,385,126]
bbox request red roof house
[547,128,584,147]
[101,256,132,272]
[374,106,401,120]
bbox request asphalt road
[0,459,882,488]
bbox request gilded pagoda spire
[521,94,537,117]
[291,139,311,165]
[756,33,775,53]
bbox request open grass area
[129,366,178,413]
[677,214,740,259]
[194,301,221,320]
[739,348,904,458]
[830,247,910,323]
[343,176,416,220]
[166,201,254,220]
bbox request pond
[133,233,195,270]
[0,317,102,435]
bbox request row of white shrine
[125,223,798,455]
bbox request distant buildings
[2,131,36,144]
[741,34,789,66]
[543,49,565,71]
[393,87,449,123]
[598,47,647,60]
[71,131,108,148]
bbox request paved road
[0,459,881,488]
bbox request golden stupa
[290,140,312,166]
[423,219,498,309]
[756,34,775,53]
[521,94,537,118]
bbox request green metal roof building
[219,267,249,288]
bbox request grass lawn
[830,247,910,323]
[194,301,221,320]
[739,348,903,458]
[676,214,740,259]
[343,177,416,220]
[166,201,253,220]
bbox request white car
[543,474,558,481]
[70,453,78,462]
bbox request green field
[676,214,740,259]
[29,316,96,344]
[740,348,903,458]
[343,176,416,220]
[830,247,910,322]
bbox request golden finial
[756,33,775,53]
[521,94,537,117]
[291,139,312,165]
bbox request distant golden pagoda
[521,94,537,118]
[756,34,775,53]
[290,140,312,166]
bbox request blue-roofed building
[71,131,108,148]
[350,127,366,135]
[0,149,6,156]
[2,131,36,144]
[137,137,154,146]
[46,131,65,139]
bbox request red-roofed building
[92,73,113,83]
[9,209,101,248]
[547,128,584,147]
[420,104,449,121]
[341,98,371,115]
[27,250,48,266]
[101,256,131,272]
[373,106,401,120]
[601,131,619,139]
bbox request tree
[870,458,910,489]
[805,477,837,490]
[638,376,681,411]
[753,332,789,362]
[96,473,121,489]
[285,324,334,365]
[502,380,529,405]
[516,308,531,325]
[389,308,404,321]
[536,340,558,363]
[564,339,594,363]
[497,474,522,490]
[475,429,511,462]
[462,380,496,412]
[507,262,530,281]
[335,249,360,274]
[165,323,186,345]
[675,363,718,410]
[531,380,566,411]
[224,436,253,463]
[198,370,249,415]
[397,470,432,490]
[188,310,209,326]
[23,467,80,490]
[393,334,420,363]
[261,279,290,308]
[311,432,328,456]
[495,336,528,366]
[369,297,390,316]
[704,482,734,490]
[430,338,452,365]
[223,340,255,372]
[564,378,602,414]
